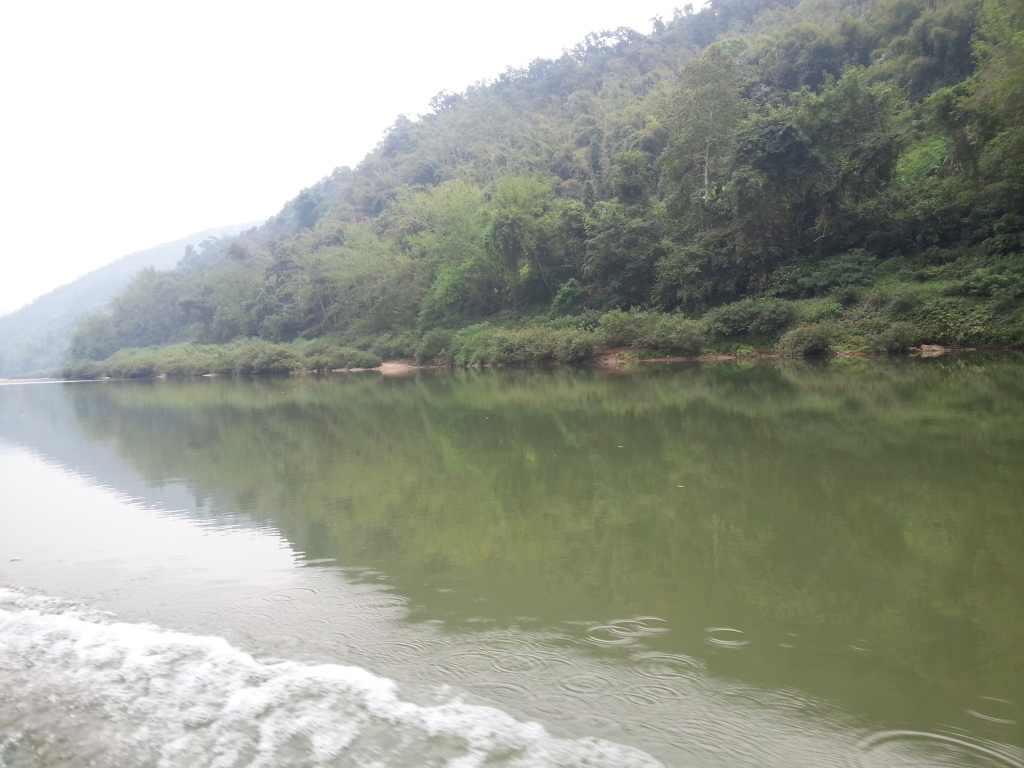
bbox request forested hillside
[0,224,256,377]
[63,0,1024,377]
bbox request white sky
[0,0,687,315]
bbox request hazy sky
[0,0,687,315]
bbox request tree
[660,45,748,219]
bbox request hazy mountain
[0,223,259,377]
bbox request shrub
[861,287,920,317]
[549,278,588,317]
[798,298,844,323]
[448,324,598,366]
[868,322,919,353]
[306,346,381,370]
[596,309,702,353]
[776,323,834,356]
[770,250,876,298]
[414,329,455,365]
[596,308,651,346]
[702,298,798,337]
[950,267,1024,299]
[105,349,157,378]
[371,333,418,360]
[543,309,603,332]
[638,315,703,354]
[555,331,596,363]
[232,339,302,374]
[59,361,104,380]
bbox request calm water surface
[1,358,1022,767]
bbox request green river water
[0,356,1021,767]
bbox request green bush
[414,329,455,365]
[105,349,158,378]
[638,315,703,354]
[306,346,381,370]
[702,298,798,337]
[950,266,1024,298]
[232,339,303,374]
[596,308,650,346]
[59,361,104,380]
[596,309,702,353]
[555,331,596,363]
[776,323,834,356]
[868,322,919,353]
[549,278,588,317]
[770,250,877,298]
[448,324,598,366]
[543,310,603,332]
[798,298,845,323]
[371,333,418,360]
[908,297,1024,345]
[861,287,920,317]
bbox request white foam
[0,588,663,768]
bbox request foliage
[59,0,1024,370]
[776,323,835,356]
[702,298,798,337]
[447,325,597,366]
[868,321,920,352]
[596,308,703,353]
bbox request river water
[1,358,1022,767]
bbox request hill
[0,224,258,376]
[61,0,1024,376]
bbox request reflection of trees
[66,359,1024,721]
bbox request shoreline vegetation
[54,303,1020,381]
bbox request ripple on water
[368,637,448,663]
[235,588,320,607]
[555,670,621,697]
[967,698,1019,727]
[585,617,669,647]
[858,730,1024,768]
[430,648,501,680]
[491,652,565,674]
[621,681,689,708]
[631,651,705,680]
[705,627,751,649]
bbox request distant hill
[0,223,259,377]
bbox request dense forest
[61,0,1024,377]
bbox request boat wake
[0,588,662,768]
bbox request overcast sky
[0,0,687,315]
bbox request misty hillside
[62,0,1024,376]
[0,223,258,376]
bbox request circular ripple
[259,588,319,603]
[491,652,557,674]
[349,596,409,611]
[631,651,705,679]
[431,649,501,680]
[621,682,688,707]
[370,637,448,663]
[705,627,750,648]
[585,617,669,646]
[555,671,621,697]
[858,730,1024,768]
[471,680,533,703]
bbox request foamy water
[0,589,662,768]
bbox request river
[1,357,1022,767]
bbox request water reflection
[0,357,1022,764]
